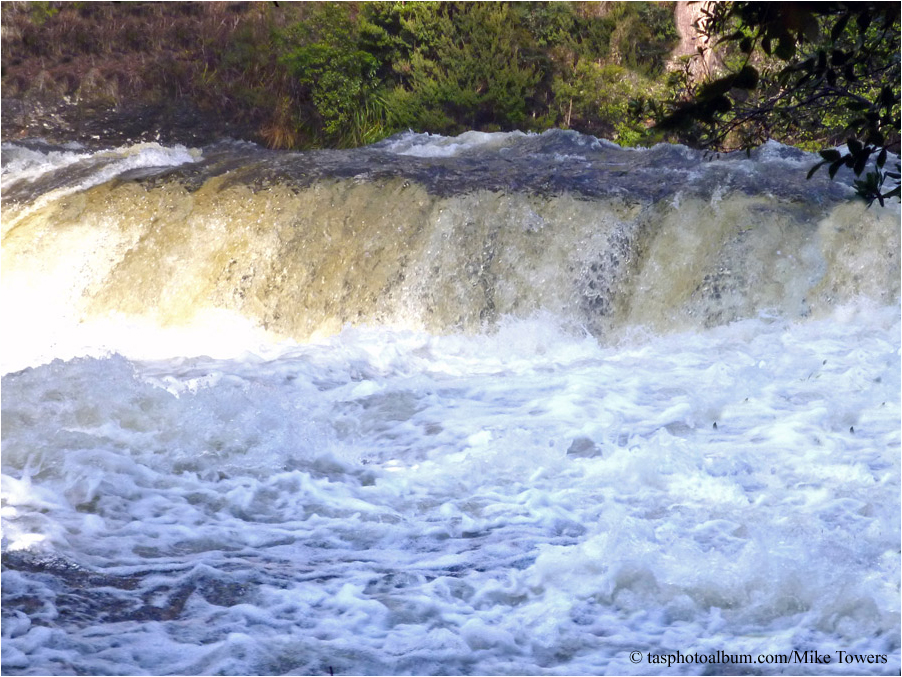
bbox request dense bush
[271,1,680,147]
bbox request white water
[2,138,900,676]
[1,141,200,236]
[0,140,199,187]
[375,130,531,157]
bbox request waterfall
[2,132,899,676]
[2,132,898,370]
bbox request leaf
[807,159,829,180]
[853,175,879,205]
[717,30,746,45]
[853,149,872,176]
[877,148,887,168]
[733,65,758,89]
[819,149,842,162]
[828,159,843,179]
[847,138,863,155]
[798,56,816,74]
[867,130,885,147]
[774,39,796,61]
[831,14,849,42]
[739,37,753,53]
[712,94,732,113]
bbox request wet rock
[567,436,602,458]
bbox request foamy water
[1,141,200,233]
[2,306,899,675]
[0,141,199,186]
[374,130,531,157]
[1,136,900,675]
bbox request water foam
[1,142,200,233]
[0,141,91,183]
[2,307,899,675]
[375,130,530,157]
[1,134,899,675]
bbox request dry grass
[260,96,300,150]
[1,1,313,146]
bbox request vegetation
[0,1,677,148]
[1,2,300,144]
[655,2,901,205]
[274,1,680,146]
[2,1,897,204]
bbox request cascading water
[2,131,899,675]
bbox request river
[1,131,899,675]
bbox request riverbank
[1,1,680,150]
[1,97,259,149]
[0,1,292,148]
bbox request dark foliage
[657,2,900,206]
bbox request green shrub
[365,3,543,134]
[280,4,387,146]
[271,2,681,144]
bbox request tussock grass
[1,1,307,146]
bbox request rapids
[1,131,900,675]
[1,132,898,371]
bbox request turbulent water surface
[1,131,900,675]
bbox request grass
[1,1,309,147]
